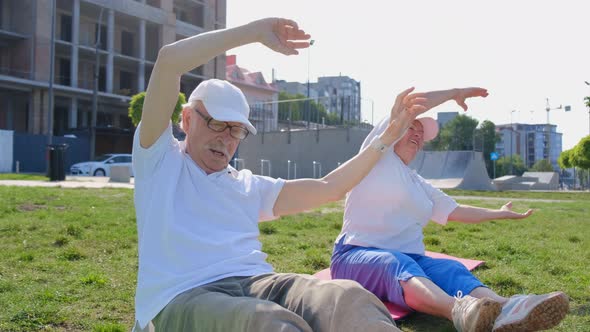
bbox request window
[119,70,133,90]
[95,23,107,50]
[60,14,72,42]
[58,58,71,85]
[111,156,127,164]
[98,66,106,91]
[121,30,134,56]
[175,9,187,22]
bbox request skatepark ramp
[409,151,496,191]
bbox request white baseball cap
[416,116,439,142]
[186,79,257,135]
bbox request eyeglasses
[194,108,250,140]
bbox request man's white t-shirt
[338,116,458,255]
[132,124,284,329]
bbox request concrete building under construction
[0,0,225,171]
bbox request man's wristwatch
[369,136,390,153]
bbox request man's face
[394,120,425,165]
[182,101,242,174]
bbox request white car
[70,154,133,177]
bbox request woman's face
[394,120,424,165]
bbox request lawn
[0,187,588,331]
[0,174,48,181]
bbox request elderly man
[132,17,437,332]
[331,88,569,332]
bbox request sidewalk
[0,176,134,189]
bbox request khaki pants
[137,273,399,332]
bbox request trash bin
[47,143,68,181]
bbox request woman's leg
[332,245,442,314]
[399,276,455,320]
[470,286,508,304]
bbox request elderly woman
[331,88,569,332]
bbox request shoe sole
[493,292,569,332]
[473,298,503,332]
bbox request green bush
[128,92,186,127]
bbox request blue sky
[227,1,589,150]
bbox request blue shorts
[331,236,486,311]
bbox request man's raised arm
[140,18,310,148]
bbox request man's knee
[243,303,312,332]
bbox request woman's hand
[500,201,534,219]
[381,87,428,145]
[453,87,489,111]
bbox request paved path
[451,195,572,203]
[0,179,584,203]
[0,176,134,189]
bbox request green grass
[444,189,590,201]
[0,187,589,331]
[0,173,48,181]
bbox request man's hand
[255,18,311,55]
[500,201,534,219]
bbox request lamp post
[47,0,56,146]
[509,110,517,175]
[360,97,374,126]
[306,39,315,129]
[90,7,105,161]
[585,81,590,135]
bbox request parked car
[70,154,133,177]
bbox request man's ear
[181,106,191,133]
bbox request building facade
[275,75,361,124]
[495,123,563,170]
[436,111,459,128]
[0,0,225,155]
[314,75,361,123]
[226,55,278,132]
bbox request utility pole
[90,8,105,161]
[306,39,315,129]
[585,81,590,135]
[47,0,56,146]
[510,110,517,175]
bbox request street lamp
[361,97,374,126]
[509,110,517,175]
[585,81,590,135]
[306,39,315,129]
[90,7,105,161]
[47,0,56,146]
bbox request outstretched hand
[453,87,489,111]
[256,18,311,55]
[500,201,534,219]
[380,87,428,144]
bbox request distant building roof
[226,55,277,92]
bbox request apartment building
[496,123,563,170]
[226,54,278,133]
[0,0,225,154]
[276,75,362,124]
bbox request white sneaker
[492,292,569,332]
[452,292,503,332]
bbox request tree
[437,115,479,150]
[531,159,554,172]
[495,154,527,177]
[479,120,501,176]
[278,91,302,122]
[572,135,590,169]
[557,149,573,169]
[128,91,186,127]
